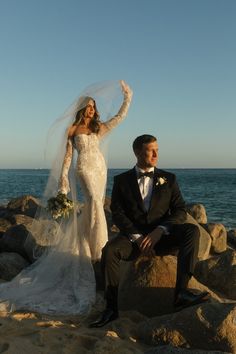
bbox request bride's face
[84,100,95,119]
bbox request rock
[24,218,60,262]
[11,214,34,226]
[186,203,207,224]
[0,216,60,262]
[0,252,29,280]
[137,302,236,353]
[0,218,11,233]
[7,195,41,218]
[194,249,236,300]
[185,213,211,260]
[118,255,220,317]
[206,223,227,254]
[0,224,29,259]
[228,229,236,248]
[144,346,231,353]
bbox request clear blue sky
[0,0,235,168]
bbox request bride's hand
[120,80,133,98]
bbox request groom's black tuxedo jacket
[110,167,187,236]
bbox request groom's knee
[101,235,130,263]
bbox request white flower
[156,177,167,186]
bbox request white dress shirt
[135,165,154,211]
[129,165,168,242]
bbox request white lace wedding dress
[0,93,131,315]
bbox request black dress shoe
[89,308,118,328]
[174,289,210,309]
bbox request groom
[90,134,208,327]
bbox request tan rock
[137,302,236,353]
[206,223,227,254]
[7,195,41,218]
[144,346,231,353]
[185,214,211,260]
[119,255,220,317]
[12,214,34,226]
[194,249,236,300]
[186,204,207,224]
[0,218,11,233]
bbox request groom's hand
[139,227,165,255]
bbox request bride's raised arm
[58,132,74,195]
[99,80,133,137]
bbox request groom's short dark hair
[132,134,157,152]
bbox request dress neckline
[74,133,96,138]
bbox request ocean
[0,168,235,230]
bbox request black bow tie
[138,171,154,179]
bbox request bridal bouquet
[47,192,74,220]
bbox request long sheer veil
[0,80,125,315]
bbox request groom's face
[136,141,159,168]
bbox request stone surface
[185,213,211,260]
[0,252,29,280]
[206,223,227,254]
[194,249,236,300]
[7,195,41,218]
[228,229,236,248]
[11,214,34,226]
[0,224,29,259]
[137,302,236,353]
[0,218,11,233]
[144,346,231,354]
[186,203,207,224]
[118,255,220,317]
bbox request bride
[0,80,132,315]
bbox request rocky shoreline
[0,195,235,353]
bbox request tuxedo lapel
[149,168,165,212]
[128,168,146,212]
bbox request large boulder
[0,218,12,233]
[194,249,236,300]
[137,302,236,353]
[0,224,29,259]
[206,223,227,254]
[228,229,236,248]
[118,255,220,317]
[7,195,41,218]
[144,347,231,354]
[0,218,59,262]
[185,214,211,260]
[0,252,29,280]
[186,203,207,224]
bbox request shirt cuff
[129,233,143,242]
[158,225,170,235]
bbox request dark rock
[228,229,236,248]
[194,249,236,300]
[144,346,231,353]
[0,224,29,259]
[7,195,40,218]
[0,252,29,280]
[0,218,12,233]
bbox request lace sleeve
[58,137,74,195]
[99,91,132,137]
